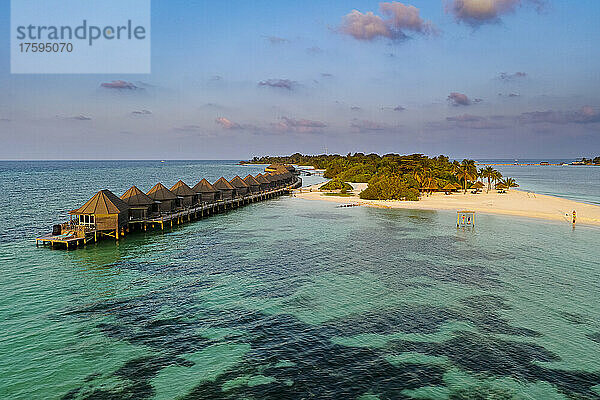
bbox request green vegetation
[245,153,518,201]
[321,192,355,197]
[577,157,600,165]
[319,180,353,191]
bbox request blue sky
[0,0,599,159]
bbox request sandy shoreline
[294,183,600,227]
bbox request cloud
[446,114,507,129]
[67,114,92,121]
[350,106,362,111]
[265,36,289,44]
[215,117,242,130]
[498,92,521,97]
[339,2,436,41]
[0,118,10,122]
[210,75,223,81]
[131,110,152,116]
[518,106,600,125]
[258,79,297,91]
[306,46,323,55]
[100,80,141,90]
[272,117,327,133]
[499,71,527,82]
[350,119,402,133]
[447,92,482,106]
[446,0,545,27]
[174,125,202,132]
[321,73,333,78]
[382,105,406,111]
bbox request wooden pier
[36,167,301,250]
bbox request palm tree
[501,177,519,190]
[479,166,495,193]
[491,170,503,189]
[455,160,477,193]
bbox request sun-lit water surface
[1,160,599,399]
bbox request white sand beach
[294,183,600,227]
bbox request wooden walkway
[36,182,300,249]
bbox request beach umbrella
[472,181,484,189]
[442,183,457,191]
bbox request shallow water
[1,161,599,399]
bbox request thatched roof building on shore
[243,175,261,193]
[69,189,129,231]
[121,185,155,220]
[230,175,250,196]
[147,183,178,212]
[193,178,219,202]
[213,177,236,200]
[170,180,197,207]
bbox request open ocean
[1,160,599,399]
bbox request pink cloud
[447,0,545,27]
[272,117,327,133]
[448,92,481,106]
[339,2,436,41]
[100,80,140,90]
[215,117,242,130]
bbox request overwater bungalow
[170,180,197,207]
[69,189,129,236]
[121,185,155,220]
[265,164,282,173]
[147,183,179,212]
[270,173,284,187]
[230,175,250,197]
[213,177,236,200]
[255,173,270,191]
[243,174,261,193]
[193,178,219,203]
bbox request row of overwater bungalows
[65,169,296,234]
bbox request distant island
[243,153,517,201]
[572,157,600,166]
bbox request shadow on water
[61,283,600,400]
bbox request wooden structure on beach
[37,173,302,249]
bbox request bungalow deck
[36,181,301,249]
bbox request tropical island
[244,153,600,226]
[244,153,516,201]
[572,156,600,166]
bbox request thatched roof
[442,183,457,190]
[121,185,154,206]
[270,173,284,181]
[255,173,270,184]
[170,180,196,197]
[284,165,296,172]
[147,182,178,201]
[472,181,485,189]
[70,189,129,215]
[193,178,218,193]
[243,174,260,186]
[213,177,234,190]
[230,175,249,188]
